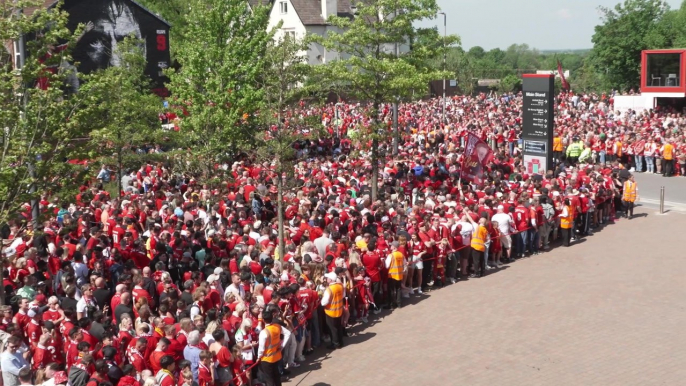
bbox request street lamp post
[439,12,446,123]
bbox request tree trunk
[392,101,399,156]
[277,175,286,260]
[29,163,38,228]
[0,236,4,306]
[371,138,378,202]
[118,145,123,198]
[371,101,380,202]
[117,127,123,197]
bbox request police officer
[566,136,584,165]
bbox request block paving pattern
[287,208,686,386]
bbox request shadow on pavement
[285,332,376,383]
[286,213,638,384]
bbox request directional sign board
[522,74,555,173]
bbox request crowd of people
[0,90,676,386]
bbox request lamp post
[438,12,446,123]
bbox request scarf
[155,369,175,385]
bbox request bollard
[660,186,665,214]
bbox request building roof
[257,0,352,26]
[248,0,274,8]
[25,0,171,27]
[127,0,171,26]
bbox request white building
[249,0,352,65]
[250,0,407,65]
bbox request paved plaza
[288,206,686,386]
[634,173,686,213]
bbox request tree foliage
[310,0,457,200]
[72,37,163,193]
[497,74,521,93]
[590,0,671,91]
[253,35,315,258]
[427,44,588,94]
[166,0,275,160]
[0,0,93,225]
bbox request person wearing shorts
[409,233,426,294]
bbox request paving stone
[287,208,686,386]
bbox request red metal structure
[641,49,686,94]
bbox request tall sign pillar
[521,74,555,174]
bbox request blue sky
[418,0,683,50]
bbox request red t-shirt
[361,251,382,282]
[33,345,55,370]
[232,357,248,385]
[198,364,213,386]
[514,205,530,231]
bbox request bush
[497,74,522,93]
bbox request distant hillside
[540,49,591,55]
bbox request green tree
[468,46,486,59]
[570,58,604,92]
[502,43,540,71]
[427,47,478,95]
[0,0,90,304]
[166,0,274,166]
[497,74,521,93]
[590,0,671,91]
[310,0,458,200]
[650,1,686,48]
[452,49,477,95]
[254,35,312,259]
[484,48,505,64]
[73,37,162,196]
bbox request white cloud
[556,8,572,19]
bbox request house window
[284,30,296,39]
[13,40,22,69]
[279,1,287,14]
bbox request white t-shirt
[235,329,254,361]
[76,297,97,317]
[224,284,245,300]
[72,262,89,286]
[42,377,55,386]
[491,213,513,236]
[202,334,215,347]
[457,222,473,246]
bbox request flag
[557,59,570,91]
[633,139,646,153]
[460,132,494,184]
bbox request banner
[557,59,570,91]
[461,132,494,184]
[633,139,646,153]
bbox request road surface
[287,206,686,386]
[633,172,686,213]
